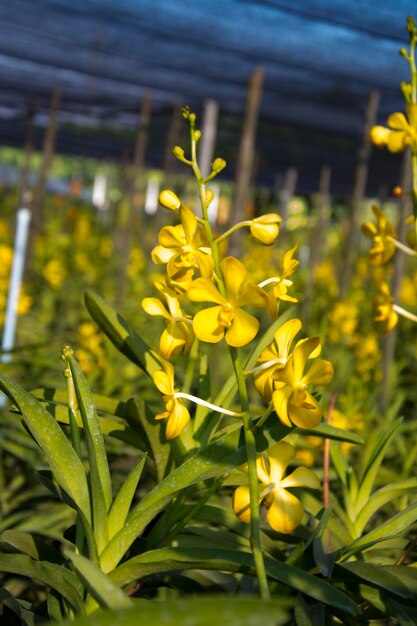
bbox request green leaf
[124,396,171,480]
[345,500,417,555]
[59,597,292,626]
[339,562,412,600]
[99,413,289,573]
[0,553,85,615]
[64,551,133,611]
[84,291,160,376]
[0,373,90,523]
[354,421,401,515]
[108,454,147,540]
[354,478,417,536]
[0,529,64,564]
[109,547,358,614]
[0,587,40,626]
[68,357,111,554]
[296,423,363,445]
[31,388,146,449]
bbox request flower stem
[394,303,417,323]
[229,346,270,600]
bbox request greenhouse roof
[0,0,416,194]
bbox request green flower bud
[401,81,413,102]
[158,189,181,211]
[181,106,190,120]
[172,146,185,160]
[194,130,201,142]
[211,158,227,174]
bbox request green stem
[229,346,270,600]
[215,222,251,245]
[188,114,269,598]
[412,152,417,243]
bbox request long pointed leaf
[109,546,358,615]
[0,373,90,522]
[68,356,111,553]
[84,291,159,376]
[108,454,147,540]
[65,551,133,611]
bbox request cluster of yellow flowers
[364,17,417,333]
[141,107,334,534]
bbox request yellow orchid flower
[373,281,398,334]
[188,256,267,347]
[253,318,304,401]
[152,356,190,439]
[250,213,282,245]
[142,279,194,357]
[370,104,417,153]
[272,338,334,428]
[258,242,299,318]
[362,205,397,265]
[151,204,214,287]
[232,441,320,533]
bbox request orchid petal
[232,485,251,523]
[272,386,293,427]
[292,337,320,380]
[266,488,304,534]
[188,278,225,305]
[226,308,259,347]
[281,466,320,490]
[192,306,225,343]
[303,359,334,386]
[142,297,170,319]
[267,441,295,483]
[153,370,172,395]
[221,257,248,300]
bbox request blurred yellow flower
[373,281,398,333]
[264,242,299,318]
[43,259,67,289]
[362,205,397,265]
[328,301,359,345]
[232,441,320,533]
[153,356,190,439]
[188,256,267,347]
[370,104,417,153]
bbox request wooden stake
[379,149,412,412]
[116,93,152,305]
[163,100,183,177]
[18,100,37,207]
[301,165,331,322]
[229,66,264,253]
[31,88,61,236]
[338,89,380,296]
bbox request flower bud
[205,189,215,205]
[250,214,282,245]
[194,130,201,142]
[211,157,226,174]
[369,126,390,148]
[172,146,185,161]
[181,106,190,120]
[158,189,181,211]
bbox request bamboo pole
[338,89,380,296]
[378,150,412,412]
[301,165,331,322]
[163,100,183,178]
[116,93,152,305]
[229,66,264,253]
[18,100,37,207]
[31,88,61,237]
